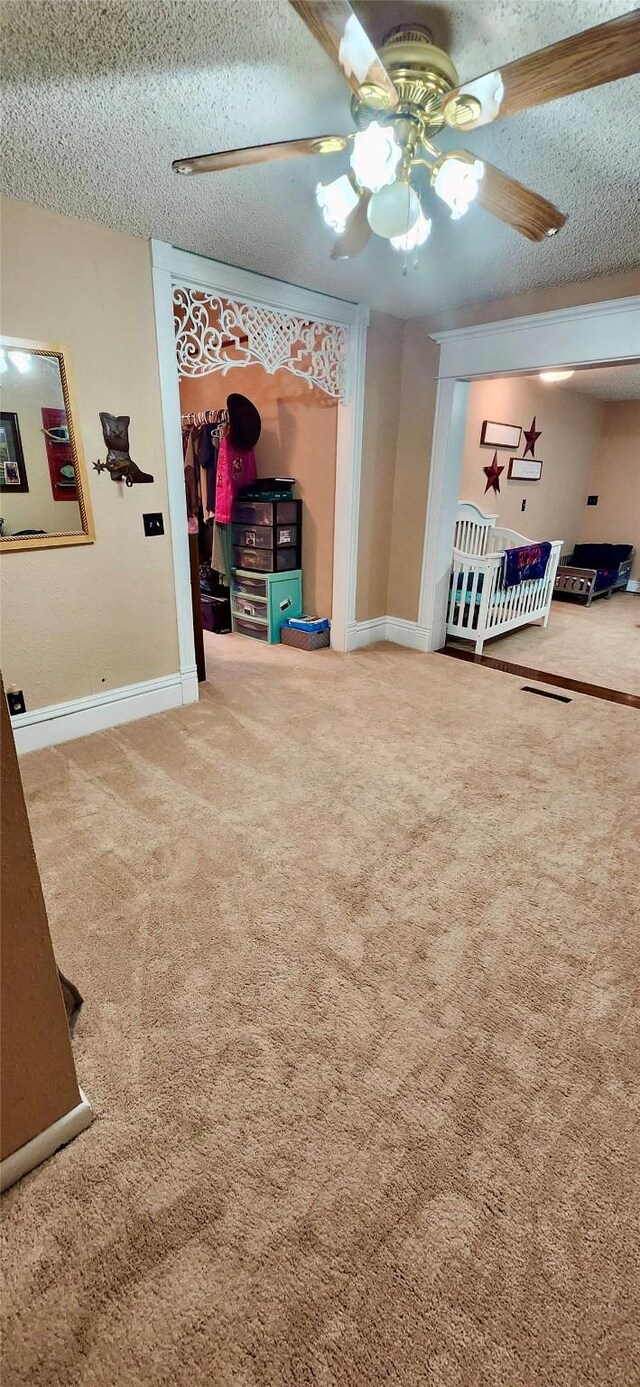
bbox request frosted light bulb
[315,175,360,235]
[390,211,432,252]
[350,121,402,193]
[432,155,484,220]
[367,182,420,240]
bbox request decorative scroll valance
[173,286,348,400]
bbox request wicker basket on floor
[280,625,330,651]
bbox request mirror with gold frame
[0,336,95,552]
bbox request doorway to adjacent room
[417,295,640,706]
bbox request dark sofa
[554,543,635,604]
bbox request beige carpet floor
[2,641,639,1387]
[468,590,640,694]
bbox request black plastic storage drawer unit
[231,498,302,574]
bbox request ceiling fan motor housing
[350,25,459,134]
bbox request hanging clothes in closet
[181,395,262,587]
[181,408,227,538]
[211,395,261,584]
[182,424,199,534]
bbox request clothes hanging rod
[181,408,229,425]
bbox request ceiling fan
[172,3,640,263]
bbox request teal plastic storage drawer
[231,569,302,643]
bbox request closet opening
[175,289,343,680]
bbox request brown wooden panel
[189,531,206,683]
[331,192,371,260]
[1,676,80,1161]
[438,645,640,709]
[475,160,567,241]
[173,135,350,176]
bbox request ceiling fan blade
[331,192,371,259]
[442,9,640,131]
[289,0,398,106]
[173,134,350,175]
[473,158,567,241]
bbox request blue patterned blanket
[502,542,551,589]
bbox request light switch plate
[143,512,164,536]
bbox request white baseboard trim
[0,1087,93,1193]
[626,579,640,594]
[346,617,431,652]
[13,670,199,756]
[180,665,200,704]
[385,617,431,652]
[346,617,387,650]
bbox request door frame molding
[418,294,640,651]
[151,240,369,674]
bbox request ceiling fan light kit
[172,4,640,268]
[349,120,402,191]
[366,180,421,239]
[316,172,360,234]
[430,151,485,221]
[390,211,432,254]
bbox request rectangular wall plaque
[480,420,522,449]
[508,457,543,481]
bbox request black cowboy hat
[227,393,261,451]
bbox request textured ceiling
[1,0,639,318]
[560,362,640,400]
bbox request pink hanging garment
[214,433,257,523]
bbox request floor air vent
[522,686,571,703]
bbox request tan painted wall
[580,399,640,580]
[1,675,81,1160]
[459,376,604,552]
[0,357,82,536]
[386,320,439,621]
[180,361,338,619]
[0,196,179,711]
[356,311,403,622]
[385,270,640,622]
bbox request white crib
[446,502,563,655]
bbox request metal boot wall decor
[93,413,154,487]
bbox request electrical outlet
[143,512,164,537]
[587,495,599,507]
[7,688,26,716]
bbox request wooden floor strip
[437,645,640,709]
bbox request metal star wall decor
[522,416,542,458]
[483,453,504,494]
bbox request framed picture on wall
[480,420,522,449]
[508,457,543,481]
[0,412,28,492]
